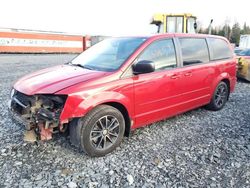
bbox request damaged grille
[11,90,35,116]
[10,89,67,129]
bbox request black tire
[69,105,125,157]
[69,118,81,147]
[206,81,229,111]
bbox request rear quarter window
[207,38,233,60]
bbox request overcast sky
[0,0,249,35]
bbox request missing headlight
[10,91,68,141]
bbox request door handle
[184,72,192,77]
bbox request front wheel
[69,105,125,157]
[206,81,229,111]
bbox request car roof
[148,33,227,40]
[115,33,229,42]
[110,33,230,47]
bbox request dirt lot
[0,54,249,188]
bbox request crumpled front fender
[59,91,133,122]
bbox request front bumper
[8,100,31,130]
[8,100,38,142]
[8,90,68,141]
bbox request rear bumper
[230,77,237,92]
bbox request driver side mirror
[132,60,155,75]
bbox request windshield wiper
[67,62,93,70]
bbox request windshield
[238,49,250,56]
[166,16,183,33]
[71,37,147,71]
[187,17,196,33]
[239,36,250,48]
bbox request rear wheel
[206,81,229,111]
[69,105,125,157]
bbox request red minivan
[9,33,237,156]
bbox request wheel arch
[60,91,133,137]
[102,102,131,137]
[212,73,231,100]
[220,78,230,100]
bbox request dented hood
[14,64,107,95]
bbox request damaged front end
[9,89,67,142]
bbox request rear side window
[179,38,209,66]
[207,38,232,60]
[137,39,177,71]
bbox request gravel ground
[0,54,250,188]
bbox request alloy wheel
[215,84,227,108]
[90,115,120,150]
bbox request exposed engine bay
[9,89,67,142]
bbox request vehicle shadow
[237,77,250,83]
